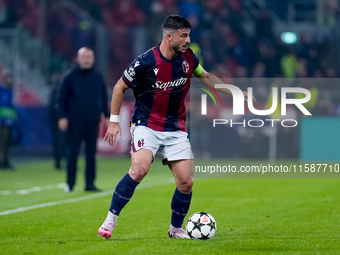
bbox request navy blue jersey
[122,45,200,132]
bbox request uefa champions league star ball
[186,212,216,240]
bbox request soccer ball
[186,212,216,240]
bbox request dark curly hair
[162,15,191,32]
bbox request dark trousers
[66,121,99,189]
[0,125,12,167]
[51,119,67,168]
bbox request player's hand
[58,118,68,132]
[104,122,122,147]
[243,91,256,102]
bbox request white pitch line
[0,178,174,216]
[0,183,66,196]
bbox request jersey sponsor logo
[182,60,189,73]
[124,69,133,82]
[134,61,140,68]
[152,77,187,90]
[153,68,159,75]
[128,66,136,77]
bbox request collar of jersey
[156,44,182,63]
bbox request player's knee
[178,178,193,194]
[129,164,150,182]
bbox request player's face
[171,28,191,55]
[76,50,95,69]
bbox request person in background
[0,72,17,170]
[58,47,110,192]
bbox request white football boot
[168,225,190,239]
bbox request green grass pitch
[1,158,340,254]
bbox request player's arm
[104,78,129,147]
[105,53,148,147]
[57,75,70,132]
[193,65,254,102]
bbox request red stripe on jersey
[147,47,172,131]
[177,50,194,131]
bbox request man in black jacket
[58,47,109,192]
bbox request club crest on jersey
[137,138,145,148]
[182,60,189,73]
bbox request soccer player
[98,15,250,239]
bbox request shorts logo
[137,138,145,148]
[128,66,136,77]
[182,61,189,73]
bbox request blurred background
[1,0,340,162]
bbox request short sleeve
[122,52,151,89]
